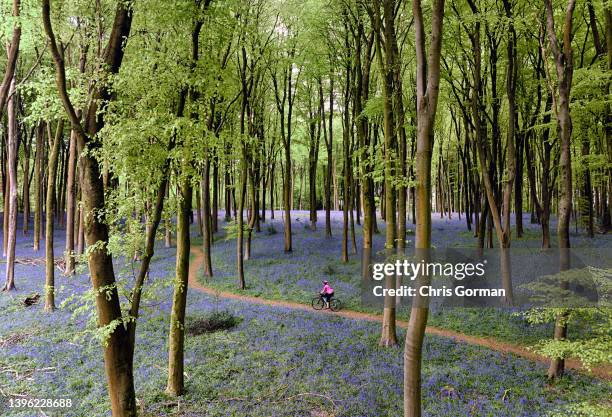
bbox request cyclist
[320,280,334,309]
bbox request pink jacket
[321,284,334,294]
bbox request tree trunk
[77,198,85,254]
[581,136,594,237]
[3,77,18,292]
[341,28,351,262]
[270,162,275,219]
[212,156,219,232]
[372,0,399,348]
[33,123,44,251]
[202,160,213,276]
[308,95,320,231]
[283,146,292,252]
[166,177,192,396]
[354,17,375,283]
[544,0,576,380]
[165,182,172,248]
[515,134,524,237]
[404,0,444,414]
[57,141,68,226]
[224,163,232,222]
[65,129,77,274]
[245,160,257,260]
[237,158,247,289]
[22,127,31,235]
[126,139,174,354]
[3,160,9,258]
[323,77,333,237]
[43,1,137,414]
[44,120,64,310]
[0,0,21,116]
[195,186,203,236]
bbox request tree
[43,1,137,414]
[321,73,334,238]
[369,0,397,348]
[0,0,21,116]
[65,43,87,276]
[272,29,300,253]
[44,119,64,311]
[543,0,577,380]
[166,175,193,395]
[33,122,44,251]
[404,0,444,414]
[167,0,212,395]
[2,77,18,292]
[353,7,376,285]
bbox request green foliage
[223,220,251,241]
[521,268,612,370]
[187,311,242,335]
[361,96,384,120]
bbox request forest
[0,0,611,416]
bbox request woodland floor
[196,210,612,346]
[0,211,610,416]
[188,244,612,380]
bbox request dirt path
[188,246,611,381]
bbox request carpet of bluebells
[200,210,612,344]
[0,214,610,416]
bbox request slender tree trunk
[33,123,44,251]
[166,177,192,396]
[237,158,247,290]
[541,95,554,248]
[22,128,31,235]
[404,0,444,414]
[212,156,218,232]
[45,120,63,311]
[224,163,232,222]
[354,17,375,283]
[165,182,172,248]
[515,134,524,237]
[261,164,267,222]
[332,155,339,211]
[195,186,203,236]
[43,2,137,414]
[544,0,576,380]
[581,136,594,237]
[270,162,275,219]
[283,145,292,252]
[76,198,85,254]
[57,142,68,226]
[3,162,8,258]
[372,0,399,348]
[202,160,213,276]
[126,139,174,354]
[3,77,18,292]
[245,161,257,260]
[65,129,77,274]
[341,30,351,262]
[308,99,320,230]
[324,77,333,237]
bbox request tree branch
[42,0,87,140]
[0,0,21,116]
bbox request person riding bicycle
[320,280,334,309]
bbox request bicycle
[311,294,342,312]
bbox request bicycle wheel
[312,297,325,310]
[329,299,342,312]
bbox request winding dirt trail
[188,246,611,380]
